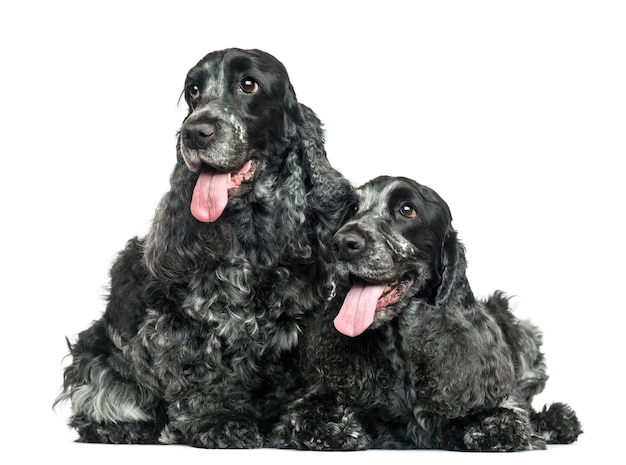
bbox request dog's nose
[183,122,216,149]
[332,231,366,261]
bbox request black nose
[183,122,215,149]
[332,230,366,261]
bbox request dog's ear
[434,226,473,306]
[303,116,355,262]
[282,83,301,140]
[435,226,457,305]
[278,96,355,263]
[282,85,351,206]
[413,183,468,307]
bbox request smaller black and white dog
[273,176,582,451]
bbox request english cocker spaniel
[55,48,354,448]
[273,176,582,451]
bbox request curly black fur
[55,48,355,448]
[272,176,582,451]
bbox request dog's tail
[531,403,583,444]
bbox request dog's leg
[138,310,265,449]
[57,320,166,443]
[55,237,167,443]
[69,409,164,444]
[161,393,264,448]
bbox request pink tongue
[190,170,229,222]
[333,282,387,337]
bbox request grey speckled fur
[54,48,355,448]
[272,176,582,451]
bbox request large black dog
[55,48,354,447]
[273,176,582,451]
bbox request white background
[1,1,624,463]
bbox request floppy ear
[434,226,472,306]
[283,84,353,209]
[276,90,355,263]
[299,103,355,261]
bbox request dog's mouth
[190,160,257,222]
[333,275,413,337]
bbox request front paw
[271,401,370,451]
[189,420,263,448]
[531,402,583,444]
[462,407,532,451]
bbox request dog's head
[179,48,298,222]
[332,176,455,336]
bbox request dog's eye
[399,202,417,219]
[348,204,359,218]
[187,85,201,101]
[239,77,259,94]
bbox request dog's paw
[271,402,371,451]
[462,407,533,451]
[158,423,184,444]
[189,420,263,449]
[531,403,583,444]
[71,413,162,444]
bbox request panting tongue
[190,170,229,222]
[333,282,387,337]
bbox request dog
[55,48,355,448]
[272,175,582,451]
